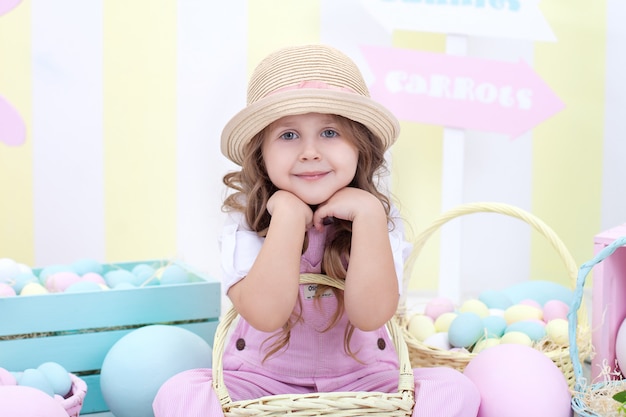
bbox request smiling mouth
[295,172,328,180]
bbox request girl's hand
[312,187,382,230]
[267,190,314,229]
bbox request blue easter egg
[479,289,513,310]
[19,369,54,397]
[65,280,103,293]
[38,264,73,284]
[12,271,38,293]
[100,325,212,417]
[105,269,142,287]
[159,264,189,285]
[132,264,159,286]
[448,312,485,348]
[482,315,507,338]
[71,258,103,276]
[37,362,72,397]
[506,320,547,342]
[501,281,573,306]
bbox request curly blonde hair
[222,114,392,361]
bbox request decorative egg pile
[0,257,192,296]
[407,281,572,353]
[0,362,72,399]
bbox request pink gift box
[592,224,626,379]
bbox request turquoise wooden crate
[0,259,221,414]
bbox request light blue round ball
[100,325,212,417]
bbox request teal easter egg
[65,280,104,293]
[132,264,159,286]
[479,289,513,310]
[501,280,573,306]
[12,271,38,293]
[482,315,507,338]
[71,258,103,275]
[159,264,189,285]
[19,369,54,397]
[506,320,546,342]
[448,312,484,348]
[105,269,142,287]
[37,362,72,397]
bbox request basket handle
[569,236,626,392]
[400,202,579,316]
[212,273,415,407]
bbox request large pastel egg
[459,299,489,318]
[504,304,543,324]
[408,314,436,342]
[543,299,569,322]
[424,297,455,320]
[448,312,484,348]
[434,312,457,333]
[502,280,573,306]
[479,289,513,310]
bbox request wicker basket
[396,202,592,390]
[60,373,87,417]
[212,273,415,417]
[570,235,626,417]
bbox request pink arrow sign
[0,95,26,146]
[361,46,564,138]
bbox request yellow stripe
[103,1,177,261]
[391,31,446,291]
[247,0,321,74]
[0,0,34,265]
[532,2,606,287]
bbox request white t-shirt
[219,206,412,295]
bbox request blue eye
[322,129,338,138]
[280,131,298,140]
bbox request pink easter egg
[45,271,81,292]
[543,299,569,322]
[518,298,542,309]
[464,344,571,417]
[81,272,107,286]
[0,283,16,297]
[0,385,68,417]
[424,297,456,320]
[0,368,17,385]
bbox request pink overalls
[153,226,480,417]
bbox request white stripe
[176,0,248,279]
[602,0,626,231]
[31,0,104,267]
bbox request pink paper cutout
[0,95,26,146]
[0,0,22,16]
[361,45,564,138]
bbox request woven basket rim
[212,273,415,415]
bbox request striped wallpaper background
[0,0,623,298]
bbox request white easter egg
[423,332,451,350]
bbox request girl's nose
[299,137,321,161]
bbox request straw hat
[221,44,400,166]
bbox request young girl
[153,44,480,417]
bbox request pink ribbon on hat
[269,80,357,96]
